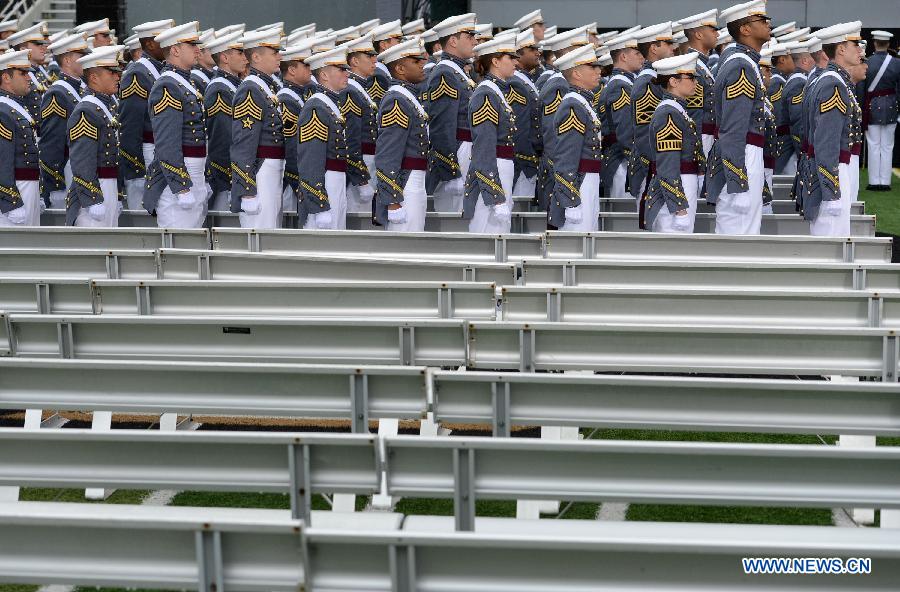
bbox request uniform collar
[163,63,192,78]
[349,71,367,85]
[249,67,277,88]
[793,67,807,75]
[58,70,81,87]
[284,80,305,94]
[441,52,471,71]
[688,47,710,62]
[145,55,164,69]
[309,82,340,101]
[611,67,634,79]
[569,83,594,102]
[389,77,419,93]
[482,72,508,88]
[198,65,215,77]
[216,69,241,85]
[733,43,761,62]
[85,88,115,105]
[827,62,851,83]
[661,90,687,108]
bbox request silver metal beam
[598,197,865,216]
[0,227,209,250]
[0,278,94,314]
[0,249,159,279]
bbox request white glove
[730,192,751,215]
[87,203,106,221]
[824,200,842,216]
[241,197,260,214]
[6,205,28,225]
[177,190,197,210]
[672,211,691,231]
[356,183,375,201]
[314,210,334,229]
[116,201,124,216]
[387,205,408,224]
[490,201,511,223]
[565,204,583,224]
[39,198,46,213]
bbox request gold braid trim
[161,161,189,179]
[0,184,21,199]
[230,163,256,187]
[475,171,504,195]
[818,165,839,188]
[723,158,747,180]
[73,176,101,193]
[660,179,686,200]
[300,179,329,201]
[209,160,231,177]
[553,172,580,197]
[120,149,145,171]
[432,150,459,172]
[376,170,403,193]
[40,160,65,183]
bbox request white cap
[205,31,244,55]
[771,41,796,56]
[433,13,476,38]
[258,22,284,32]
[371,19,403,42]
[605,33,638,52]
[679,9,718,31]
[287,30,313,46]
[634,22,674,45]
[516,29,536,50]
[123,33,140,50]
[596,31,619,45]
[538,34,555,52]
[872,30,894,41]
[585,22,598,35]
[155,21,200,48]
[77,44,125,70]
[344,34,376,55]
[596,48,613,66]
[716,28,732,45]
[770,22,797,37]
[549,25,591,51]
[653,52,698,75]
[7,23,47,46]
[544,26,557,38]
[198,28,215,48]
[0,49,31,70]
[311,34,338,53]
[0,20,17,34]
[422,28,440,44]
[674,31,688,44]
[281,38,319,62]
[305,45,348,70]
[788,37,816,54]
[776,28,810,43]
[48,32,89,56]
[815,21,862,46]
[719,1,767,25]
[75,18,110,37]
[358,19,379,35]
[377,36,426,64]
[475,24,493,41]
[758,45,773,66]
[290,24,316,37]
[334,26,359,42]
[514,10,543,29]
[807,37,823,53]
[48,29,69,44]
[554,44,599,71]
[217,24,246,37]
[402,19,425,36]
[133,19,175,39]
[241,27,283,50]
[473,36,516,58]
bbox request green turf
[627,504,833,525]
[583,428,837,445]
[170,491,368,512]
[0,585,40,592]
[74,588,179,592]
[394,498,518,517]
[858,168,900,235]
[18,488,151,504]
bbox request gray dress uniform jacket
[118,56,164,181]
[296,83,348,226]
[537,71,569,211]
[598,69,634,193]
[39,71,81,200]
[535,66,557,90]
[64,90,119,225]
[425,53,474,193]
[190,66,215,96]
[230,68,285,212]
[628,61,662,198]
[783,69,808,162]
[463,74,515,219]
[0,89,39,215]
[365,62,391,106]
[341,73,376,188]
[802,63,853,221]
[792,67,827,208]
[507,70,541,187]
[547,86,603,228]
[18,66,47,125]
[864,51,900,126]
[768,71,792,170]
[143,64,207,213]
[644,93,703,229]
[275,81,304,197]
[203,70,241,199]
[705,45,766,204]
[686,50,715,137]
[373,78,429,225]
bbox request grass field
[858,168,900,236]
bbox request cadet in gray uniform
[202,32,247,211]
[769,45,793,173]
[190,29,217,95]
[119,19,173,210]
[297,46,350,229]
[547,45,603,231]
[509,29,542,199]
[143,22,208,228]
[864,31,900,191]
[39,33,88,209]
[643,53,704,233]
[705,2,770,235]
[804,22,863,236]
[465,38,517,233]
[599,33,642,199]
[6,24,49,125]
[681,17,717,158]
[367,20,402,105]
[230,29,286,229]
[793,41,830,211]
[274,42,312,218]
[373,38,430,231]
[342,35,378,214]
[782,40,814,178]
[66,45,125,227]
[0,50,41,226]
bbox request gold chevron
[232,93,262,120]
[505,87,526,106]
[69,112,99,142]
[791,90,804,105]
[367,78,386,101]
[282,108,299,137]
[557,107,585,135]
[207,93,232,118]
[152,88,183,115]
[725,70,756,100]
[543,90,562,116]
[120,76,148,100]
[592,88,602,107]
[41,95,67,120]
[634,86,660,125]
[471,95,499,126]
[686,81,704,109]
[770,84,783,103]
[430,76,459,101]
[340,94,362,117]
[381,100,409,128]
[655,115,683,152]
[818,165,839,188]
[231,162,256,187]
[0,122,11,141]
[612,87,630,111]
[820,87,847,114]
[299,110,329,143]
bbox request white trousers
[560,173,601,232]
[609,161,629,199]
[432,141,472,213]
[469,158,514,233]
[810,162,852,237]
[512,171,536,199]
[125,142,155,210]
[156,156,207,229]
[651,174,700,234]
[387,170,427,232]
[240,158,285,230]
[762,167,774,214]
[849,154,860,203]
[778,154,798,176]
[304,170,347,230]
[75,178,120,227]
[210,190,231,212]
[701,134,715,159]
[347,154,376,214]
[47,161,73,209]
[866,123,897,185]
[715,144,764,235]
[0,180,41,226]
[282,186,297,213]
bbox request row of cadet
[0,4,895,235]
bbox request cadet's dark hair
[244,47,266,62]
[347,51,369,67]
[657,73,676,89]
[280,59,302,76]
[426,41,441,55]
[475,53,502,77]
[726,17,752,43]
[438,32,462,49]
[375,39,394,53]
[822,43,839,60]
[609,48,624,63]
[773,55,791,69]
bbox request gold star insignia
[242,117,254,129]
